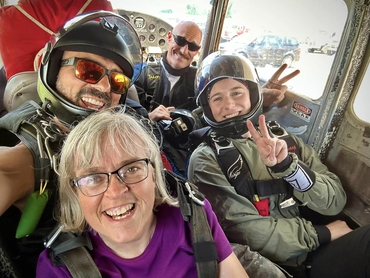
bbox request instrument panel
[116,9,173,60]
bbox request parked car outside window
[219,34,301,68]
[307,32,339,56]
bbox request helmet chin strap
[213,122,249,139]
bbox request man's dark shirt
[134,53,197,112]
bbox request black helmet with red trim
[195,51,263,137]
[38,11,143,124]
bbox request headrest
[3,71,40,112]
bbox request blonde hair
[57,107,178,232]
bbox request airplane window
[110,0,348,100]
[220,0,347,100]
[353,63,370,123]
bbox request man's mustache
[77,88,112,105]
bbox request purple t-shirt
[36,199,232,277]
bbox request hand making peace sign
[246,114,288,167]
[261,63,300,107]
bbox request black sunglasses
[172,33,201,52]
[60,57,131,94]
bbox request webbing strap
[58,246,102,278]
[52,233,93,258]
[168,170,218,277]
[191,200,219,278]
[50,232,101,278]
[177,181,192,222]
[256,179,292,197]
[215,144,256,200]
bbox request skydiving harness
[141,59,196,112]
[45,170,219,278]
[199,121,303,215]
[0,100,65,238]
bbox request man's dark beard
[75,87,112,108]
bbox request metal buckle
[213,139,235,155]
[279,197,296,209]
[279,197,308,209]
[185,182,204,206]
[44,224,64,248]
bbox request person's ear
[168,31,173,40]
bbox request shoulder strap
[0,102,64,236]
[165,170,219,278]
[58,247,101,278]
[48,229,101,278]
[0,101,47,188]
[212,137,257,201]
[190,198,219,277]
[146,63,163,112]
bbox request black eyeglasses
[172,34,201,52]
[72,158,150,197]
[61,57,131,94]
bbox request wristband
[283,162,315,192]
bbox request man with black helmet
[0,11,144,277]
[188,52,370,278]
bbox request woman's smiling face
[208,78,251,122]
[75,140,156,248]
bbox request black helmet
[38,11,143,124]
[195,51,263,138]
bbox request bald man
[134,20,202,122]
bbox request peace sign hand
[262,64,300,107]
[246,115,288,167]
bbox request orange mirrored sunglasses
[61,57,131,94]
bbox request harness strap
[214,142,293,200]
[167,170,219,278]
[215,143,256,200]
[58,247,102,278]
[145,63,162,112]
[191,198,219,278]
[49,232,101,278]
[51,233,93,258]
[256,179,292,198]
[17,123,43,185]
